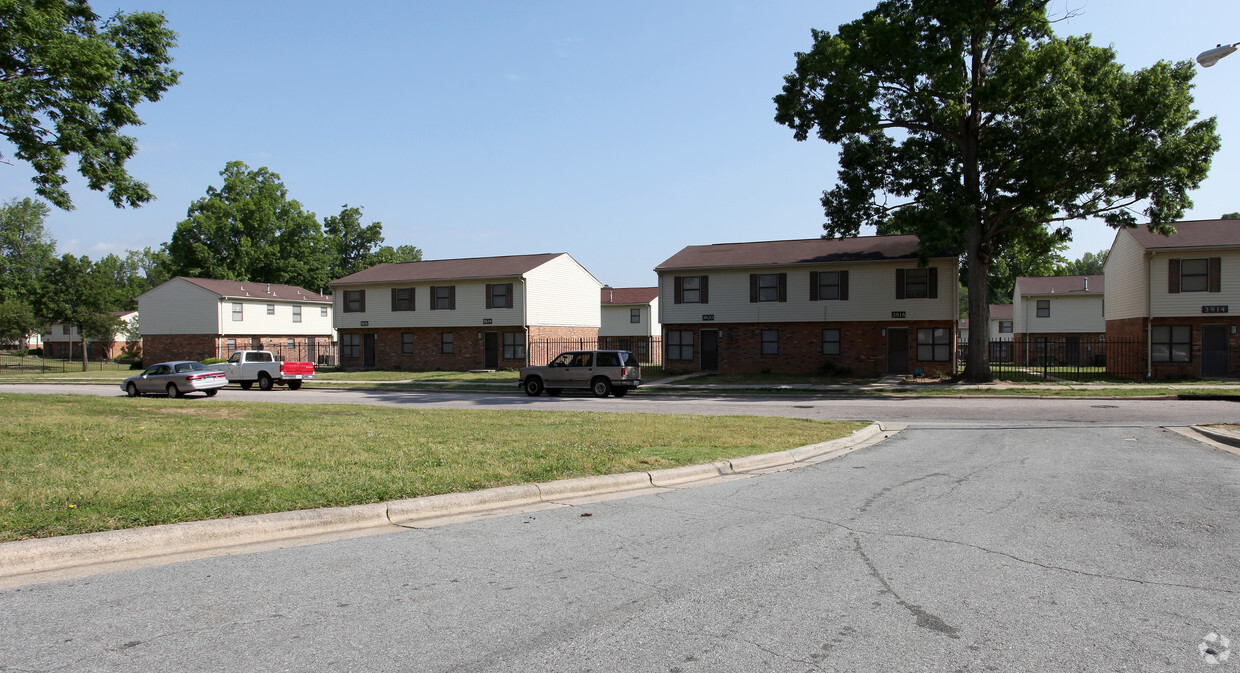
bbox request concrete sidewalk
[0,422,895,588]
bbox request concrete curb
[0,422,887,581]
[1191,425,1240,449]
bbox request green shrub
[202,357,225,365]
[819,360,854,377]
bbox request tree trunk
[963,226,993,382]
[79,328,88,372]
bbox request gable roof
[1016,275,1103,296]
[655,234,951,271]
[330,252,566,286]
[989,304,1013,319]
[1125,219,1240,250]
[601,287,658,305]
[177,277,331,303]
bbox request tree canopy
[0,0,181,210]
[323,205,422,281]
[774,0,1220,381]
[165,162,330,291]
[1056,249,1108,276]
[33,253,124,367]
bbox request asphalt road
[1,384,1237,671]
[1,382,1238,424]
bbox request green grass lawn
[0,394,867,541]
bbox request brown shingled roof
[1125,219,1240,250]
[655,234,949,270]
[180,277,331,303]
[1015,275,1103,296]
[330,253,565,285]
[989,304,1013,319]
[601,287,658,305]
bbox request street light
[1197,42,1238,67]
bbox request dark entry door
[484,332,499,369]
[887,328,909,374]
[363,334,376,367]
[701,330,719,371]
[1064,336,1080,366]
[1202,325,1229,377]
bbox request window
[751,273,785,302]
[344,290,365,313]
[897,268,937,299]
[812,271,847,301]
[62,324,70,335]
[267,304,275,315]
[630,308,641,324]
[226,338,236,352]
[1179,259,1210,293]
[392,288,414,311]
[431,286,455,310]
[999,320,1013,333]
[674,276,707,304]
[667,330,694,361]
[503,332,525,360]
[761,329,779,355]
[232,303,244,321]
[287,338,295,349]
[441,332,454,354]
[321,306,329,317]
[596,352,620,367]
[402,332,414,354]
[1036,300,1050,318]
[487,283,512,309]
[1152,325,1191,363]
[822,329,841,355]
[292,306,302,323]
[342,333,360,359]
[917,328,951,362]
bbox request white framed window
[292,306,302,323]
[232,303,244,321]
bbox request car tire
[205,389,218,397]
[524,377,544,396]
[545,388,562,396]
[287,380,302,391]
[591,377,612,398]
[258,373,273,391]
[126,382,139,398]
[239,381,253,390]
[166,383,181,399]
[612,387,628,398]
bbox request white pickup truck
[208,350,315,390]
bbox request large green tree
[34,253,122,369]
[0,197,57,344]
[774,0,1220,381]
[1056,249,1108,276]
[165,162,330,291]
[0,0,180,210]
[323,205,422,281]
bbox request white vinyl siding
[137,278,225,335]
[524,254,602,327]
[658,259,956,324]
[1015,294,1104,334]
[1102,230,1150,321]
[332,281,527,329]
[599,297,661,338]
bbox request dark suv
[519,350,642,398]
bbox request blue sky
[3,0,1238,290]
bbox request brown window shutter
[410,288,415,311]
[360,290,366,312]
[700,276,709,304]
[674,276,683,304]
[506,283,514,308]
[1168,259,1180,294]
[1209,257,1222,293]
[391,288,398,311]
[429,286,437,309]
[809,271,819,301]
[778,273,787,302]
[749,274,758,303]
[449,286,456,310]
[840,270,849,300]
[928,267,939,299]
[485,284,493,309]
[896,269,905,299]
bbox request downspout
[1146,251,1154,378]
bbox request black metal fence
[958,337,1146,381]
[215,342,339,367]
[0,352,140,373]
[529,337,663,373]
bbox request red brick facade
[661,321,956,377]
[337,325,600,371]
[1105,316,1240,379]
[43,340,141,360]
[143,334,333,365]
[142,334,218,364]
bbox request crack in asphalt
[851,533,961,639]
